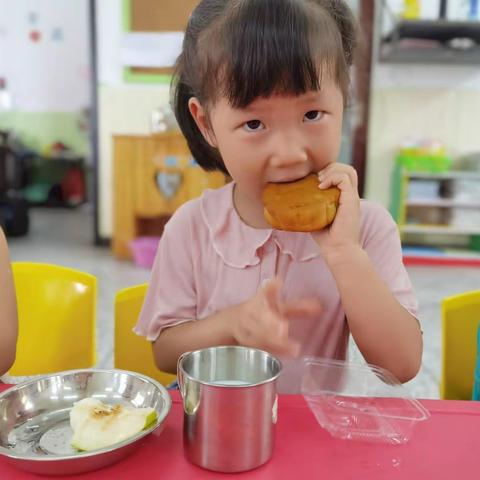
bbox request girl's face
[189,76,344,228]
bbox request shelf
[406,199,480,208]
[380,44,480,64]
[401,225,480,235]
[385,20,480,44]
[380,20,480,64]
[405,171,480,180]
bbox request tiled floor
[8,206,480,398]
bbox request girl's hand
[312,164,361,257]
[232,278,322,357]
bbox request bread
[262,173,340,232]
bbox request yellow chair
[114,284,176,386]
[440,290,480,400]
[10,262,97,376]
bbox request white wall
[97,0,124,87]
[0,0,90,112]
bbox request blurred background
[1,0,480,398]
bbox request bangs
[197,0,348,108]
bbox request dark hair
[172,0,357,175]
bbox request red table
[1,385,479,479]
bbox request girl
[135,0,422,391]
[0,227,18,379]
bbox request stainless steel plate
[0,369,171,476]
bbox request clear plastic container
[301,358,430,445]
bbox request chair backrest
[114,284,176,386]
[472,325,480,401]
[10,262,97,376]
[441,290,480,400]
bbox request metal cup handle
[177,351,190,400]
[177,351,200,415]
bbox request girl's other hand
[313,164,361,258]
[232,278,322,357]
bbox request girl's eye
[243,120,264,132]
[304,110,323,122]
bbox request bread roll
[262,173,340,232]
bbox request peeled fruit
[70,397,157,451]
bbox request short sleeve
[360,201,418,318]
[133,202,198,341]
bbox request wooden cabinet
[112,133,225,259]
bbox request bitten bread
[262,173,340,232]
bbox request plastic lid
[301,357,430,445]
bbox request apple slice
[70,397,157,451]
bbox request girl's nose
[269,136,309,169]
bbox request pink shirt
[135,182,418,392]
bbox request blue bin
[472,324,480,401]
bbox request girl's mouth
[268,173,312,184]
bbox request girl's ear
[188,97,217,148]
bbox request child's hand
[232,278,322,357]
[312,164,361,257]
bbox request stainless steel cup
[177,346,282,473]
